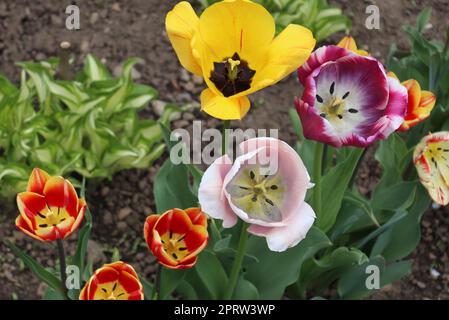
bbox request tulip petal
[250,24,315,93]
[27,168,50,194]
[198,154,238,228]
[165,1,202,75]
[198,0,275,69]
[144,214,160,248]
[17,192,46,225]
[247,202,316,252]
[298,45,354,85]
[200,88,250,120]
[15,215,45,242]
[43,176,79,216]
[183,224,208,258]
[185,207,208,228]
[336,36,369,56]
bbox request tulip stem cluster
[223,222,249,300]
[56,239,69,300]
[313,143,324,216]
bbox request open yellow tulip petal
[165,1,202,75]
[201,88,250,120]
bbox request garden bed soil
[1,0,448,300]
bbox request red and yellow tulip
[414,132,449,206]
[80,261,144,300]
[15,168,86,242]
[144,208,208,269]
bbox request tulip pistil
[35,206,70,230]
[316,83,356,121]
[226,165,284,223]
[161,232,189,262]
[98,282,127,300]
[210,53,256,97]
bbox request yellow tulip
[337,36,369,56]
[166,0,316,120]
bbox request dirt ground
[0,0,448,300]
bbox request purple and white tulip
[295,45,408,148]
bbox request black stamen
[270,185,278,190]
[338,114,343,119]
[60,218,66,222]
[316,95,323,103]
[57,207,60,215]
[444,149,449,152]
[320,113,326,118]
[342,91,350,99]
[101,288,107,293]
[172,253,178,260]
[39,224,48,228]
[179,247,187,251]
[112,282,117,292]
[265,198,274,206]
[250,171,255,180]
[117,293,125,297]
[239,186,249,190]
[348,108,358,113]
[169,231,173,239]
[330,82,335,95]
[251,195,257,202]
[37,212,46,219]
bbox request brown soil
[1,0,448,300]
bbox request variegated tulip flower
[337,36,369,56]
[144,208,208,269]
[198,137,315,252]
[414,132,449,205]
[166,0,316,120]
[15,168,86,242]
[295,45,408,147]
[80,261,144,300]
[387,72,436,131]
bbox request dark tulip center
[209,52,256,97]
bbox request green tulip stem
[313,143,325,216]
[151,264,162,300]
[223,222,249,300]
[56,239,69,300]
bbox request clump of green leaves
[388,8,449,135]
[197,0,351,42]
[0,55,175,198]
[149,116,428,300]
